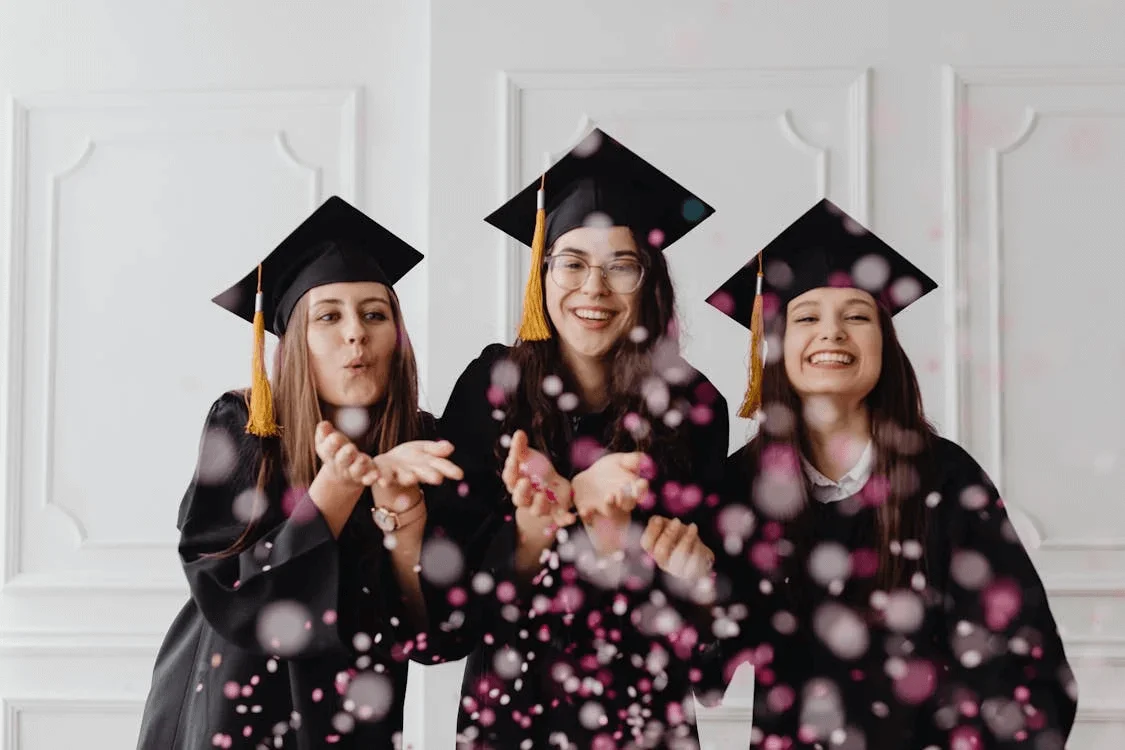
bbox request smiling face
[543,225,643,361]
[304,281,398,408]
[782,286,883,403]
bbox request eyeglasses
[545,255,646,294]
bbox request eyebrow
[554,247,641,259]
[789,296,876,313]
[311,296,390,307]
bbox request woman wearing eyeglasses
[415,129,732,748]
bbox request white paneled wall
[0,1,432,747]
[427,1,1125,746]
[2,0,1124,748]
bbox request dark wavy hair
[496,229,693,475]
[735,302,941,596]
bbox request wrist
[372,489,426,533]
[310,469,363,505]
[515,507,564,544]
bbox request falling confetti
[197,428,238,485]
[420,537,465,587]
[345,672,394,722]
[255,601,313,657]
[334,407,370,439]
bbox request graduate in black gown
[416,128,732,749]
[702,199,1078,749]
[136,196,463,749]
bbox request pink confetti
[750,541,780,572]
[592,734,617,750]
[707,291,735,315]
[448,587,467,607]
[893,659,938,704]
[860,474,891,507]
[761,443,800,476]
[850,548,879,578]
[951,725,983,749]
[281,486,306,518]
[797,724,820,743]
[690,404,713,426]
[982,578,1022,631]
[766,685,796,713]
[569,436,607,471]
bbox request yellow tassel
[737,256,765,419]
[246,264,279,436]
[517,174,552,341]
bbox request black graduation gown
[715,436,1077,750]
[418,343,730,749]
[137,391,427,749]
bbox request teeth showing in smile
[810,352,855,365]
[574,309,612,321]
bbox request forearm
[307,472,363,538]
[388,524,427,629]
[375,485,428,628]
[515,510,559,580]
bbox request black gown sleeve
[559,373,732,701]
[332,410,448,663]
[178,392,343,657]
[935,438,1078,747]
[415,344,523,663]
[691,440,803,710]
[657,382,732,680]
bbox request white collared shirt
[801,440,875,504]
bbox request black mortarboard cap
[707,198,937,331]
[485,127,714,340]
[485,127,714,251]
[212,196,423,336]
[705,198,937,418]
[210,195,423,436]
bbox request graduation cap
[212,195,424,436]
[484,127,715,341]
[706,198,937,418]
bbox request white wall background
[2,1,1124,748]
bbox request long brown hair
[497,230,687,471]
[216,285,422,556]
[739,303,939,593]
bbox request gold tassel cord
[737,254,765,419]
[517,173,552,341]
[246,264,279,436]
